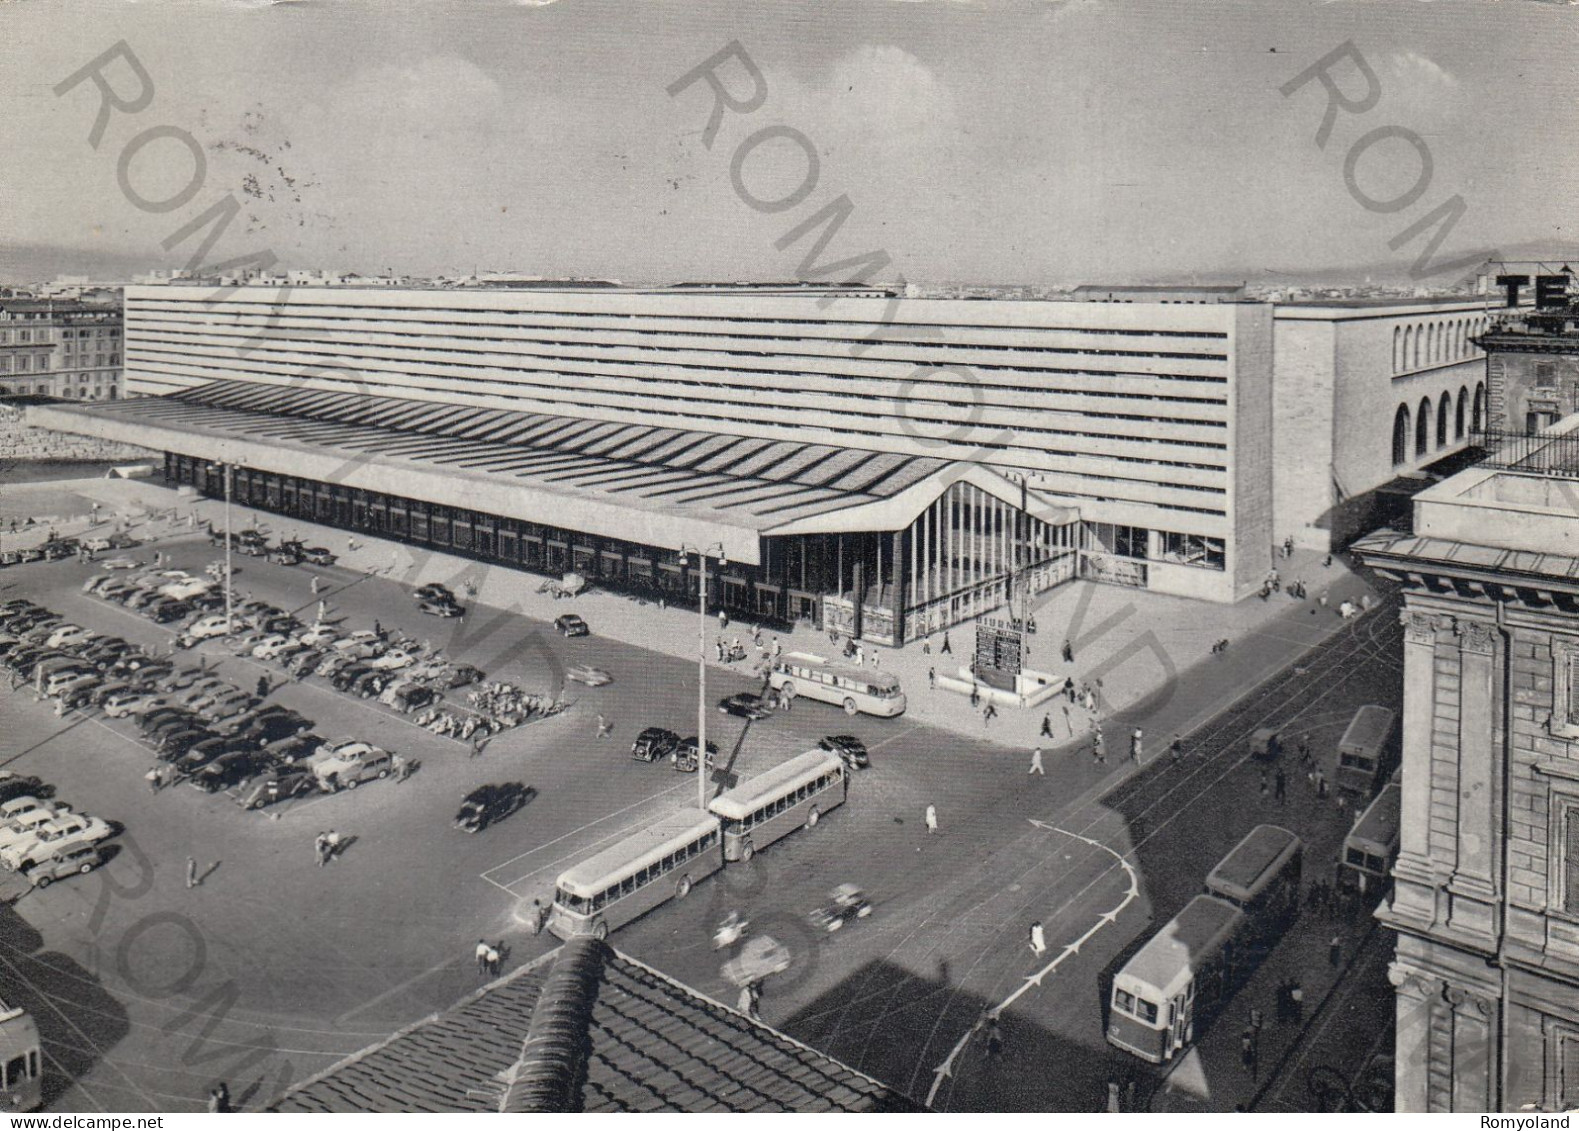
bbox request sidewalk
[15,476,1380,750]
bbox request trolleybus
[707,749,847,862]
[1336,704,1398,797]
[0,1002,40,1112]
[547,810,723,941]
[1339,771,1401,896]
[768,652,906,717]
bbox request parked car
[226,708,310,747]
[0,806,71,853]
[176,737,236,774]
[453,783,536,833]
[554,614,589,637]
[314,744,393,791]
[236,769,315,810]
[817,734,870,770]
[0,776,47,806]
[103,690,165,718]
[719,692,773,720]
[631,727,681,763]
[262,733,322,766]
[672,736,719,773]
[81,537,113,553]
[349,669,390,698]
[177,678,230,707]
[81,576,112,595]
[1,813,112,871]
[149,601,192,624]
[302,546,337,566]
[192,750,269,793]
[566,664,612,687]
[45,625,92,650]
[157,728,216,759]
[333,631,385,659]
[418,599,463,618]
[331,663,374,692]
[415,583,455,603]
[286,648,329,677]
[28,843,104,888]
[295,624,339,647]
[187,614,234,640]
[368,648,415,671]
[315,652,356,679]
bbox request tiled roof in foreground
[274,940,920,1113]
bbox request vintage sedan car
[187,614,235,641]
[414,583,455,603]
[553,614,589,637]
[566,664,612,687]
[313,744,393,791]
[0,805,72,854]
[368,648,416,671]
[103,690,166,718]
[236,768,315,810]
[28,843,104,888]
[817,734,870,771]
[251,635,295,660]
[808,885,874,933]
[672,737,719,774]
[302,546,337,566]
[295,624,340,648]
[100,556,141,571]
[333,631,385,658]
[631,726,681,763]
[719,692,773,720]
[453,783,536,834]
[418,599,463,618]
[1,813,112,872]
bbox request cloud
[1388,49,1457,89]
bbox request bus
[1336,705,1398,797]
[1340,774,1402,896]
[1108,825,1304,1065]
[707,750,848,862]
[546,810,723,941]
[0,1002,40,1112]
[768,652,906,717]
[1204,824,1303,948]
[1107,894,1248,1064]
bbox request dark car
[631,726,681,763]
[159,666,210,692]
[453,783,536,833]
[818,734,870,770]
[673,736,719,774]
[261,615,303,636]
[554,614,589,637]
[441,663,484,689]
[158,728,217,759]
[177,737,235,773]
[719,692,773,720]
[418,599,462,618]
[0,774,47,805]
[302,546,337,566]
[150,601,192,624]
[226,707,312,746]
[286,648,329,677]
[140,705,197,731]
[236,769,315,810]
[149,715,207,744]
[90,680,139,708]
[350,669,389,698]
[415,583,455,603]
[193,750,268,792]
[262,733,322,766]
[331,663,374,692]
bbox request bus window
[1137,999,1159,1024]
[620,876,636,897]
[1346,847,1366,867]
[1115,989,1136,1015]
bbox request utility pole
[682,542,726,810]
[223,462,234,631]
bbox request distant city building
[1477,269,1578,436]
[0,297,122,401]
[1071,283,1246,304]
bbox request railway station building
[29,282,1489,645]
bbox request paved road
[0,539,1404,1111]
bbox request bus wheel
[806,807,820,829]
[593,921,608,941]
[741,842,755,863]
[843,698,857,715]
[677,876,692,898]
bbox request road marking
[332,954,459,1026]
[924,823,1138,1107]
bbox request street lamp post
[680,541,726,811]
[222,462,234,631]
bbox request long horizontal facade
[36,283,1286,640]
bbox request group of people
[313,829,343,867]
[473,937,508,978]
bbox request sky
[1,0,1575,286]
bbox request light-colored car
[45,625,91,650]
[251,635,294,660]
[367,648,415,671]
[103,691,166,718]
[566,664,612,687]
[81,537,113,553]
[296,624,339,647]
[0,813,111,871]
[158,579,212,602]
[28,843,104,887]
[313,744,393,791]
[81,576,111,595]
[100,557,141,570]
[0,805,71,853]
[720,935,792,988]
[0,797,45,825]
[187,614,234,641]
[333,630,385,658]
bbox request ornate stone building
[1358,445,1579,1111]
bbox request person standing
[1328,934,1342,969]
[476,939,490,976]
[314,833,329,867]
[1040,713,1054,739]
[1274,765,1287,804]
[1290,980,1305,1021]
[1130,728,1143,765]
[1259,768,1268,798]
[1029,920,1046,956]
[186,856,199,889]
[596,714,612,739]
[940,632,952,655]
[310,575,321,596]
[486,941,502,977]
[325,829,341,862]
[256,675,270,700]
[928,667,936,690]
[925,804,938,835]
[985,1015,1003,1058]
[718,608,728,631]
[1062,639,1074,664]
[1170,735,1183,767]
[1029,747,1045,776]
[146,766,162,794]
[1241,1027,1258,1080]
[1093,727,1107,764]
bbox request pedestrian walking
[486,941,502,977]
[928,667,936,689]
[311,575,321,596]
[1029,920,1046,956]
[985,1015,1003,1057]
[941,632,952,655]
[208,1083,232,1113]
[718,609,728,631]
[596,714,612,739]
[1241,1027,1258,1080]
[476,938,490,976]
[1063,675,1075,703]
[1061,639,1074,664]
[1250,1006,1263,1032]
[1170,735,1183,767]
[1328,934,1342,969]
[1107,1081,1122,1114]
[922,639,931,655]
[256,675,270,700]
[1290,980,1305,1021]
[529,898,545,936]
[471,733,487,758]
[1259,768,1268,798]
[325,829,341,861]
[314,833,329,867]
[1041,713,1054,738]
[983,702,997,727]
[1274,765,1286,804]
[1316,770,1328,799]
[1130,728,1143,764]
[146,766,162,794]
[925,804,938,835]
[1093,725,1107,764]
[186,856,199,889]
[1029,747,1045,776]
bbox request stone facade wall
[1,405,157,463]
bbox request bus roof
[1349,782,1402,850]
[1340,705,1396,752]
[555,809,721,897]
[1205,825,1302,905]
[708,750,844,820]
[1120,895,1245,999]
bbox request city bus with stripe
[1339,772,1401,896]
[546,810,723,941]
[768,652,906,717]
[1335,704,1398,797]
[707,750,848,862]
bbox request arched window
[1472,383,1485,433]
[1393,327,1403,372]
[1437,396,1451,447]
[1429,324,1439,364]
[1417,396,1432,456]
[1456,386,1467,439]
[1414,325,1424,368]
[1403,327,1415,370]
[1393,404,1412,465]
